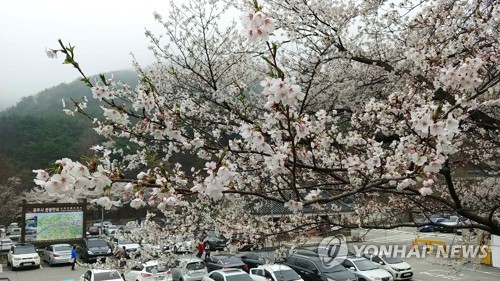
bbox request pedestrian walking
[119,246,127,268]
[196,239,204,258]
[71,245,77,270]
[204,239,211,259]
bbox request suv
[172,257,207,281]
[284,254,358,281]
[7,244,41,270]
[341,257,393,281]
[78,237,113,263]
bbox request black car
[285,254,358,281]
[198,231,227,251]
[205,255,249,272]
[239,251,275,269]
[78,237,113,263]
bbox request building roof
[254,197,355,217]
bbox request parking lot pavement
[0,263,87,281]
[362,227,460,245]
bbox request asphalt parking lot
[1,227,500,281]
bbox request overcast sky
[0,0,185,111]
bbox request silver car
[0,238,13,251]
[43,243,73,266]
[172,257,207,281]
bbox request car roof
[50,243,72,247]
[177,257,203,262]
[90,269,121,273]
[211,269,247,275]
[257,264,292,271]
[344,257,367,262]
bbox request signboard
[20,200,87,244]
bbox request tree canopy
[37,0,499,241]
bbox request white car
[249,264,304,281]
[172,257,207,281]
[8,227,22,241]
[173,237,194,253]
[124,260,172,281]
[202,269,254,281]
[80,269,124,281]
[112,238,141,258]
[7,244,41,269]
[0,238,13,251]
[342,257,393,281]
[363,253,413,280]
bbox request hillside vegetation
[0,69,138,188]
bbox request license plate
[21,262,34,266]
[402,273,413,277]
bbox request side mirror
[313,268,319,274]
[348,266,356,271]
[378,261,385,265]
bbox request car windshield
[186,262,206,270]
[226,274,254,281]
[88,240,108,247]
[382,255,403,264]
[146,264,169,273]
[274,269,301,280]
[55,246,72,252]
[14,246,36,254]
[353,260,379,271]
[94,271,122,281]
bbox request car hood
[389,262,411,270]
[323,270,357,280]
[439,221,459,226]
[358,268,393,278]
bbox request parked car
[105,225,119,236]
[202,231,227,251]
[43,243,73,266]
[172,257,207,281]
[124,260,172,281]
[436,216,463,234]
[0,224,6,234]
[205,255,249,272]
[238,252,276,270]
[418,218,446,232]
[0,238,13,251]
[173,237,194,253]
[7,244,41,270]
[7,227,21,241]
[230,232,265,251]
[341,257,393,281]
[284,254,357,281]
[249,264,304,281]
[202,269,254,281]
[80,269,124,281]
[6,223,19,235]
[111,237,141,258]
[87,225,100,236]
[362,253,412,280]
[78,237,113,263]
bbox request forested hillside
[0,69,138,188]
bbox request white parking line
[0,263,3,273]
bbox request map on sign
[25,211,83,241]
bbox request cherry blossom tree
[0,177,22,225]
[39,0,499,247]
